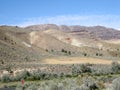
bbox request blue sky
[0,0,120,29]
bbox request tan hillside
[0,24,120,69]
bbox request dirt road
[44,57,119,64]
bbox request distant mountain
[26,24,60,31]
[26,24,120,40]
[70,25,120,40]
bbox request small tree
[64,50,67,53]
[96,53,99,56]
[45,49,48,52]
[61,49,65,52]
[83,53,87,56]
[68,51,71,55]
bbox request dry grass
[104,39,120,44]
[43,57,120,64]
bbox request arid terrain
[0,24,120,70]
[43,57,120,64]
[0,24,120,90]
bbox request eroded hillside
[0,25,120,69]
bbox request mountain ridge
[25,24,120,40]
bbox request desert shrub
[111,61,120,73]
[64,50,67,53]
[43,73,51,80]
[16,86,22,90]
[82,77,100,90]
[4,37,7,40]
[15,70,30,81]
[26,71,59,81]
[61,49,65,52]
[0,74,16,82]
[90,64,112,75]
[59,72,64,78]
[51,49,54,52]
[25,84,37,90]
[16,83,31,90]
[49,83,58,90]
[96,53,103,57]
[99,53,103,56]
[5,64,13,72]
[9,75,16,82]
[79,84,89,90]
[83,53,87,56]
[57,83,65,90]
[80,64,91,73]
[106,77,120,90]
[61,49,70,55]
[16,85,24,90]
[24,56,29,61]
[97,81,105,89]
[96,53,99,56]
[72,64,91,76]
[0,59,4,64]
[45,49,48,52]
[68,51,71,55]
[1,63,120,85]
[72,64,82,76]
[30,72,41,80]
[15,76,120,90]
[1,74,10,82]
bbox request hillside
[0,26,53,69]
[0,24,120,70]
